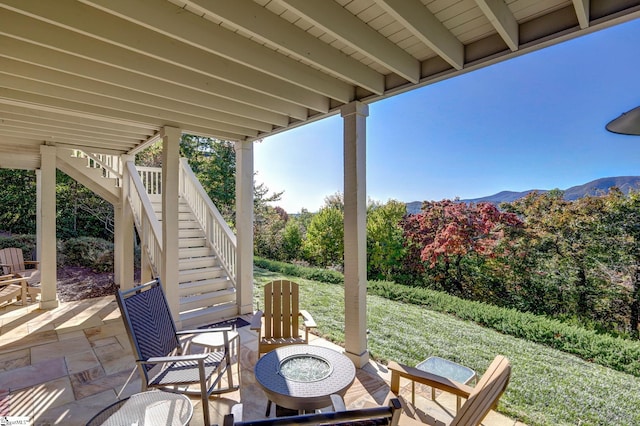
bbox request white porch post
[39,145,58,309]
[115,154,135,289]
[161,127,182,324]
[341,101,369,367]
[35,170,42,263]
[235,139,254,315]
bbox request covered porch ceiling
[0,0,639,170]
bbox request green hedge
[254,258,640,377]
[254,257,344,284]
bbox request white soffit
[0,0,637,169]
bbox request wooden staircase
[58,149,238,327]
[150,195,237,327]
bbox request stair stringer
[56,150,119,205]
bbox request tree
[254,205,287,260]
[0,169,36,234]
[401,200,521,296]
[504,190,625,323]
[603,189,640,336]
[281,220,303,261]
[323,192,344,211]
[303,206,344,267]
[366,200,406,280]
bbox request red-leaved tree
[402,200,522,295]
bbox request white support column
[115,154,135,289]
[235,140,254,315]
[35,169,42,263]
[39,145,58,309]
[341,101,369,367]
[161,127,182,324]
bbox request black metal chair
[223,396,402,425]
[116,278,238,426]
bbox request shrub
[62,237,114,272]
[0,234,36,259]
[254,257,343,285]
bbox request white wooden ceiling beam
[0,110,149,140]
[1,59,276,133]
[278,0,420,83]
[0,96,157,132]
[185,0,385,94]
[0,89,246,142]
[0,139,42,153]
[0,2,329,113]
[474,0,519,51]
[572,0,590,29]
[0,151,40,170]
[0,128,134,151]
[375,0,464,70]
[1,121,138,146]
[1,117,142,144]
[0,75,260,138]
[0,103,154,137]
[0,38,295,125]
[80,0,355,103]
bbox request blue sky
[254,18,640,214]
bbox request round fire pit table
[255,344,356,413]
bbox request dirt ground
[56,266,120,302]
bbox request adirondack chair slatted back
[450,355,511,426]
[0,248,26,274]
[264,279,300,340]
[116,279,181,375]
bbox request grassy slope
[254,268,640,426]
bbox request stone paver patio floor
[0,296,525,425]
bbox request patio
[0,296,524,425]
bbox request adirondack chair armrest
[0,276,28,285]
[300,310,317,329]
[388,361,474,399]
[24,261,39,268]
[0,274,16,281]
[250,310,264,331]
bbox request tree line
[257,189,640,339]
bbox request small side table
[86,390,193,426]
[414,356,476,411]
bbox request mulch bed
[56,266,119,302]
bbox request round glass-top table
[255,345,356,413]
[86,390,193,426]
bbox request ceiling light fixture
[606,106,640,135]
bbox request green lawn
[254,268,640,426]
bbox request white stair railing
[179,158,237,285]
[126,161,162,277]
[136,166,162,195]
[73,150,123,183]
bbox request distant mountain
[406,176,640,215]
